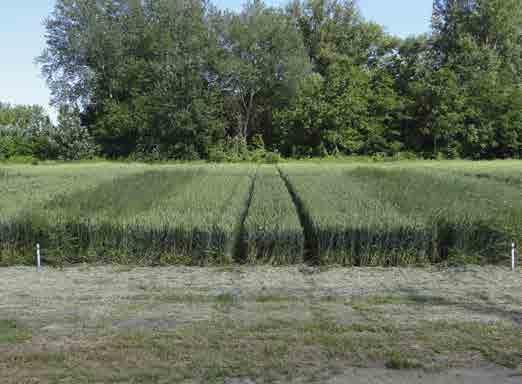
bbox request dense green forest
[1,0,522,161]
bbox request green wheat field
[1,160,521,267]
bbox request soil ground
[1,265,521,383]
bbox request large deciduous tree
[215,1,310,145]
[38,0,226,159]
[276,0,401,157]
[426,0,522,158]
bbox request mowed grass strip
[241,166,304,264]
[2,318,521,383]
[0,319,30,344]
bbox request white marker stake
[512,242,517,272]
[36,243,41,271]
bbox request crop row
[1,162,520,266]
[279,164,521,265]
[241,166,303,264]
[0,164,256,265]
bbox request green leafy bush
[0,107,98,161]
[49,108,99,160]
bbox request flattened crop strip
[233,167,258,263]
[277,166,316,263]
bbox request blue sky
[0,0,433,121]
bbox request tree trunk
[243,91,255,138]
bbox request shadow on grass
[397,287,522,325]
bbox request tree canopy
[7,0,519,160]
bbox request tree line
[2,0,522,161]
[0,103,98,161]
